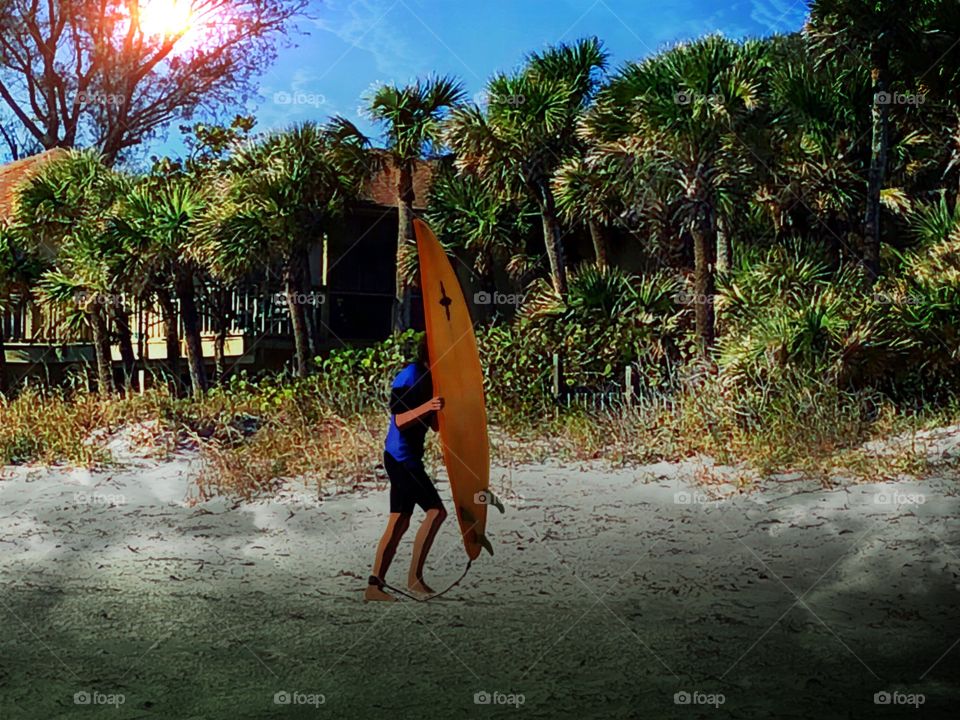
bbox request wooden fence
[550,352,675,413]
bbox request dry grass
[0,387,174,466]
[0,378,955,500]
[488,380,952,485]
[194,412,385,501]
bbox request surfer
[366,337,447,601]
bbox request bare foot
[408,578,435,595]
[364,584,396,601]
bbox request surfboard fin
[477,532,494,556]
[460,505,494,555]
[484,490,505,514]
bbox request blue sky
[162,0,809,156]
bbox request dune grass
[0,371,954,500]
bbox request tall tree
[445,37,608,295]
[367,76,466,331]
[553,152,626,268]
[0,0,305,164]
[108,177,210,395]
[425,162,534,314]
[585,35,767,352]
[761,33,870,265]
[200,119,372,377]
[809,0,960,281]
[15,150,132,393]
[144,114,258,387]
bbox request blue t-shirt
[384,363,434,464]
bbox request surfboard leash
[371,560,472,602]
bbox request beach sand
[1,428,958,718]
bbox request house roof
[0,147,69,221]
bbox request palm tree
[367,77,466,330]
[445,38,608,295]
[424,163,534,313]
[809,0,960,282]
[553,152,626,267]
[200,120,372,377]
[108,178,210,396]
[14,150,131,393]
[584,35,767,351]
[136,117,259,389]
[758,34,870,264]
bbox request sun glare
[139,0,194,38]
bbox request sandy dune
[0,434,958,718]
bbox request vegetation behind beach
[1,1,959,493]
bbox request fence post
[551,352,563,402]
[624,365,634,407]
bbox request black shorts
[384,452,443,515]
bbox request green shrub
[477,323,553,418]
[517,265,689,389]
[714,245,960,398]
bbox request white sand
[0,429,958,718]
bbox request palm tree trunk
[863,60,889,283]
[111,304,137,392]
[284,261,310,378]
[395,161,416,332]
[588,219,608,268]
[692,218,716,353]
[89,304,115,394]
[214,327,226,383]
[301,248,318,357]
[156,287,181,391]
[211,287,227,384]
[174,270,207,397]
[716,216,731,275]
[538,185,568,294]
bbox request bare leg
[365,512,410,601]
[408,507,447,594]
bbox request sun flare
[139,0,194,38]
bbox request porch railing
[2,287,297,345]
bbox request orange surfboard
[414,218,492,560]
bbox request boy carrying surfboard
[366,219,495,600]
[366,337,448,601]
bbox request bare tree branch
[0,0,308,163]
